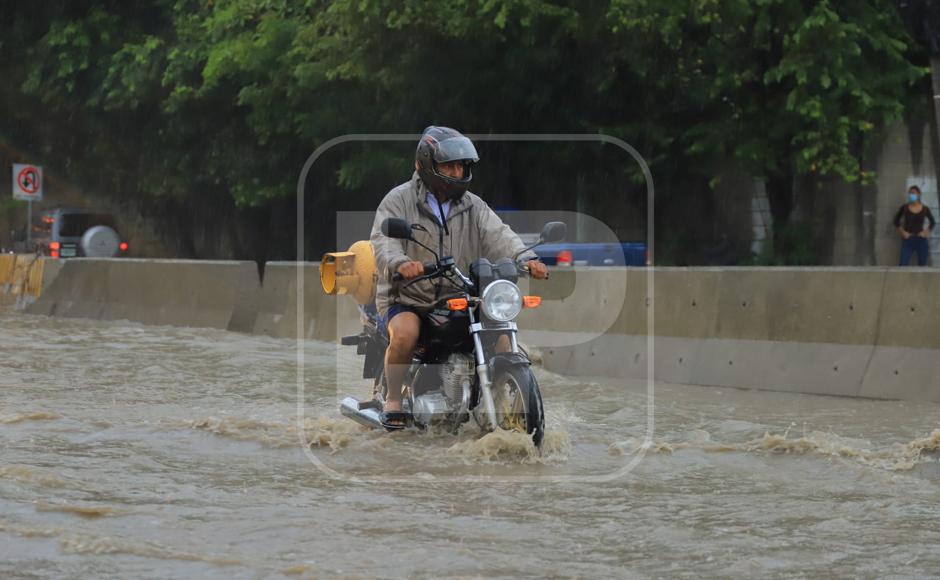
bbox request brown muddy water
[1,310,940,579]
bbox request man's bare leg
[495,333,512,354]
[384,311,420,418]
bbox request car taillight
[119,242,128,252]
[556,249,572,267]
[50,250,59,259]
[49,242,60,250]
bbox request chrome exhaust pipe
[339,397,385,430]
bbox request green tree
[0,0,928,261]
[607,0,924,249]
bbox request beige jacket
[371,172,536,316]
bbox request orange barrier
[0,254,15,289]
[0,254,46,298]
[10,255,45,297]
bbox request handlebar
[517,260,549,280]
[392,258,547,284]
[392,261,438,282]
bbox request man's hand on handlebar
[396,260,425,280]
[527,260,548,280]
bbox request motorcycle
[334,218,566,448]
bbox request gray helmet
[415,126,479,201]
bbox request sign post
[12,164,43,246]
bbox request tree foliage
[0,0,928,259]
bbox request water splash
[609,429,940,472]
[447,429,570,464]
[302,416,367,452]
[187,415,367,452]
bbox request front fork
[475,359,498,430]
[471,321,519,431]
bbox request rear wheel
[491,365,544,447]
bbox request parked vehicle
[534,241,649,266]
[498,212,648,267]
[33,208,129,259]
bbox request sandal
[379,410,410,431]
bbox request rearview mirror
[540,221,566,243]
[381,217,413,240]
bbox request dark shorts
[382,304,422,328]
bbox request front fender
[488,352,531,377]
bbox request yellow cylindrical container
[319,240,377,305]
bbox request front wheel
[490,365,545,448]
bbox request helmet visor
[432,136,479,164]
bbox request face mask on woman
[909,193,920,203]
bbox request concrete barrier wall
[290,264,940,402]
[520,267,940,402]
[16,260,940,403]
[252,262,360,341]
[25,258,260,332]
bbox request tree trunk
[765,173,793,254]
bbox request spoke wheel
[491,365,544,447]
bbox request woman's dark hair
[909,185,922,195]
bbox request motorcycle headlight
[481,280,523,322]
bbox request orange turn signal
[523,295,541,308]
[447,298,468,311]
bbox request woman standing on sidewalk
[894,185,935,266]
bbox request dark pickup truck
[532,242,649,267]
[498,211,648,267]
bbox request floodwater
[2,310,939,579]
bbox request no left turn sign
[13,163,43,201]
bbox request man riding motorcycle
[370,126,548,429]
